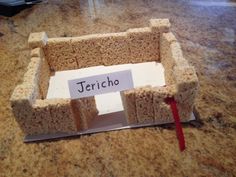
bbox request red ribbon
[165,97,186,152]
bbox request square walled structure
[10,19,199,136]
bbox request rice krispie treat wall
[10,19,198,135]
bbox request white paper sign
[68,70,134,99]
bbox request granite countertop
[0,0,236,176]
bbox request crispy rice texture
[10,19,198,135]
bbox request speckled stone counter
[0,0,236,176]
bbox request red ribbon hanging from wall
[165,97,186,152]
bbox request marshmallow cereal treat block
[30,48,50,99]
[28,32,48,49]
[120,89,137,124]
[149,18,171,34]
[152,85,176,122]
[32,99,78,135]
[43,38,78,71]
[71,35,103,68]
[11,19,198,137]
[135,87,154,123]
[10,84,36,135]
[99,33,130,66]
[128,27,159,63]
[71,97,98,130]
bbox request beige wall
[10,19,198,135]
